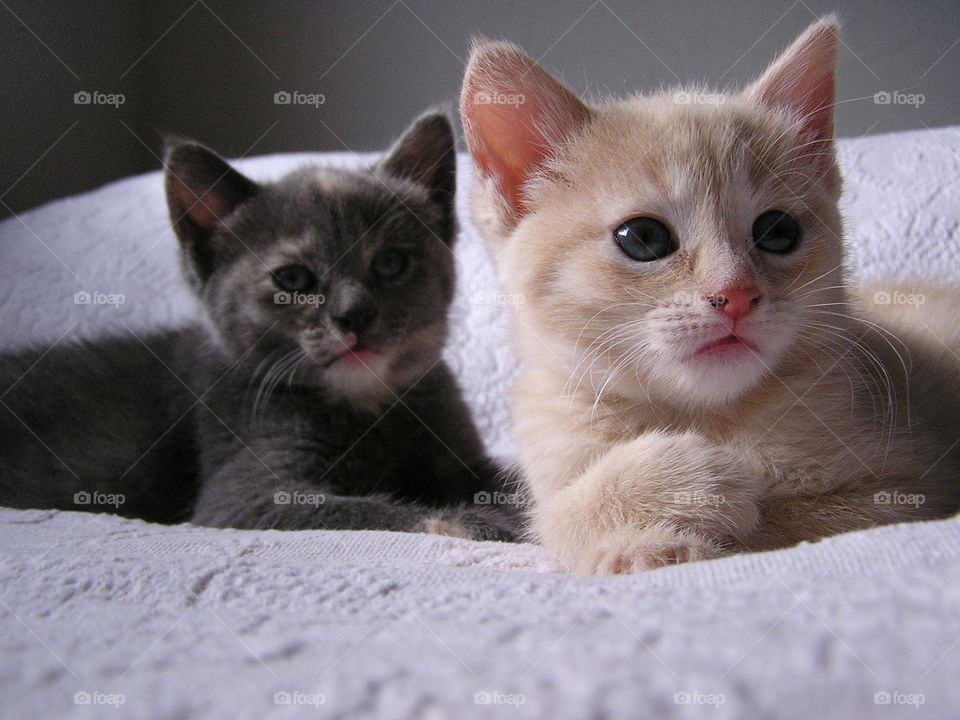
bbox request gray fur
[0,113,518,541]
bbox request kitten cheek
[391,322,446,370]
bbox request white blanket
[1,126,960,718]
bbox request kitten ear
[164,141,259,280]
[380,112,456,212]
[744,17,839,146]
[460,39,592,220]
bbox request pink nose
[706,286,761,321]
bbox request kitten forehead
[579,98,795,190]
[275,165,426,212]
[533,95,816,245]
[250,167,423,252]
[263,234,324,262]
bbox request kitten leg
[742,476,957,552]
[193,480,429,532]
[191,455,517,540]
[423,505,521,542]
[421,458,526,540]
[534,430,764,574]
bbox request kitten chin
[461,17,960,573]
[319,355,399,411]
[305,319,448,411]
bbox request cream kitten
[460,17,960,574]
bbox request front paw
[576,523,724,575]
[552,432,765,548]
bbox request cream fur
[460,18,960,574]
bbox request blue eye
[614,217,676,261]
[273,264,316,291]
[753,210,801,254]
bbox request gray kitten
[0,113,518,540]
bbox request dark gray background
[2,0,958,218]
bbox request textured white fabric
[1,126,959,718]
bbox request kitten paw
[423,517,472,539]
[577,523,724,575]
[423,508,520,543]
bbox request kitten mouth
[332,346,382,367]
[693,334,759,358]
[314,331,389,369]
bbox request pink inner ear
[755,61,835,143]
[465,89,557,214]
[747,20,838,145]
[462,43,591,218]
[172,179,228,232]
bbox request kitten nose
[332,302,377,335]
[706,286,761,321]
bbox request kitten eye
[371,249,410,282]
[614,217,677,262]
[753,210,801,254]
[273,264,316,292]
